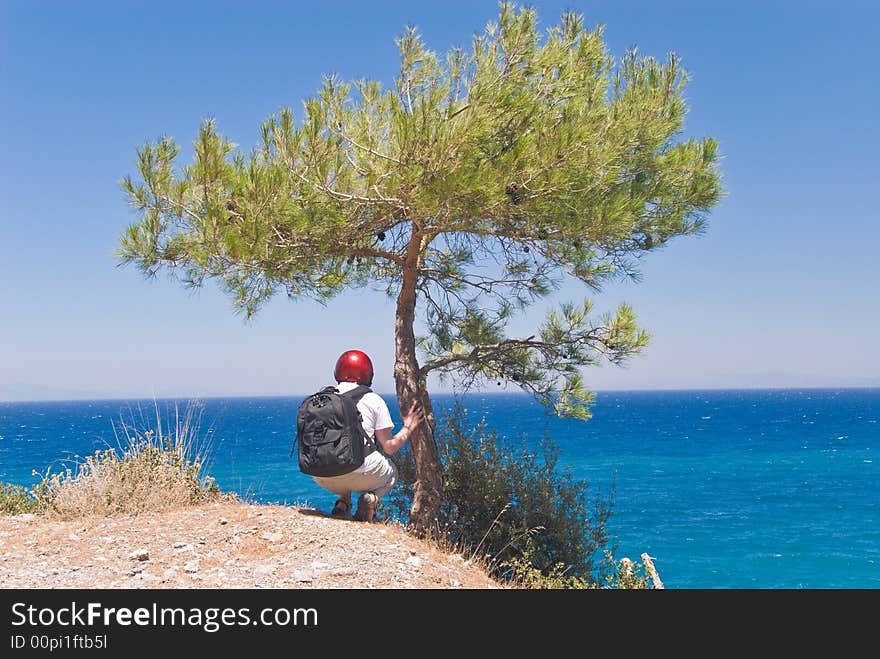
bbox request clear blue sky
[1,0,877,400]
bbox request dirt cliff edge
[0,501,501,589]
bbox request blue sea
[1,389,877,589]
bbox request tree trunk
[394,233,443,536]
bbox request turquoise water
[1,388,877,588]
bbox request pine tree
[118,3,723,534]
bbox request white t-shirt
[334,381,394,442]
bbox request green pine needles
[119,2,722,422]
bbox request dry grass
[396,504,657,589]
[30,401,224,519]
[386,514,507,587]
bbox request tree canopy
[119,2,723,528]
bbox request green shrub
[0,482,43,515]
[388,402,623,586]
[501,550,653,589]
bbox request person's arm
[374,401,425,456]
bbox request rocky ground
[0,501,502,589]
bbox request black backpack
[293,385,379,477]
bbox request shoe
[330,498,352,519]
[354,493,378,523]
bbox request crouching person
[296,349,425,523]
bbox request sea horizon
[3,383,880,405]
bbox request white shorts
[312,451,398,500]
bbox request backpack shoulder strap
[340,386,380,451]
[340,385,372,404]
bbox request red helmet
[334,350,374,386]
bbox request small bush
[388,402,623,587]
[502,550,653,589]
[602,553,654,589]
[2,401,223,519]
[0,483,43,515]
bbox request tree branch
[350,245,405,265]
[294,171,403,205]
[343,134,403,165]
[420,331,613,376]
